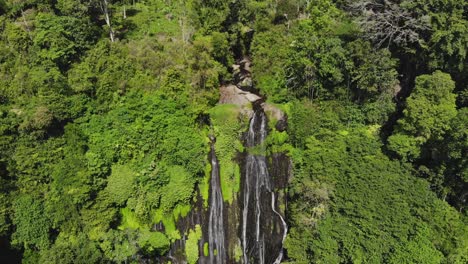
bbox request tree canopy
[0,0,466,263]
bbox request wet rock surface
[159,58,290,264]
[239,107,288,264]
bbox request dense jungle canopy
[0,0,466,263]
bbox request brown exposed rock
[219,85,261,105]
[263,103,286,123]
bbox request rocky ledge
[219,58,286,125]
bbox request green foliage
[80,195,119,241]
[211,32,233,66]
[0,0,6,14]
[82,91,206,176]
[443,108,468,185]
[33,12,98,68]
[345,40,399,101]
[199,162,211,207]
[159,166,195,211]
[0,193,10,236]
[19,105,53,132]
[138,229,170,256]
[389,71,457,160]
[234,243,243,262]
[288,100,364,148]
[67,41,137,106]
[265,129,290,153]
[0,0,467,263]
[2,21,31,53]
[100,229,138,262]
[152,210,180,241]
[209,104,248,203]
[286,25,347,100]
[119,207,142,230]
[203,242,209,256]
[12,195,50,250]
[286,122,467,263]
[55,0,89,16]
[38,233,102,264]
[361,94,396,125]
[124,1,182,39]
[250,25,291,102]
[402,0,468,72]
[415,100,468,204]
[185,224,202,264]
[189,35,227,92]
[387,133,424,161]
[387,225,444,264]
[399,71,457,139]
[104,164,136,206]
[12,137,65,191]
[306,0,341,32]
[189,0,230,34]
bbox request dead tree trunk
[99,0,115,42]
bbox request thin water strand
[208,145,226,264]
[241,110,288,264]
[271,192,288,264]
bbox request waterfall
[164,108,288,264]
[242,110,288,264]
[208,143,226,263]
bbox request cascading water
[271,191,288,264]
[208,142,226,263]
[242,109,288,264]
[162,98,289,264]
[157,53,291,263]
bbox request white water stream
[241,110,288,264]
[208,145,226,263]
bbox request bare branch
[99,0,115,42]
[350,0,431,48]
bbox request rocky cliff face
[240,105,288,264]
[159,59,290,264]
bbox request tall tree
[388,71,457,161]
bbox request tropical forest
[0,0,466,263]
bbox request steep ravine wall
[239,103,288,264]
[159,60,290,264]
